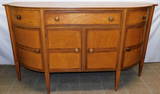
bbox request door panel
[48,29,81,49]
[87,29,120,48]
[49,53,81,70]
[87,52,117,69]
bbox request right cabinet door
[87,29,120,70]
[123,8,147,68]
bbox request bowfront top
[3,2,157,8]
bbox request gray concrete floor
[0,63,160,94]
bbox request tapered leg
[44,72,51,94]
[5,6,21,81]
[138,61,144,77]
[115,70,121,91]
[15,61,21,81]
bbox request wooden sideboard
[3,2,157,94]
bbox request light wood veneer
[4,2,157,94]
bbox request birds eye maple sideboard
[3,2,157,94]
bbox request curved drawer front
[123,47,141,68]
[11,8,40,27]
[45,11,121,25]
[17,48,43,70]
[125,26,144,47]
[127,8,147,25]
[14,27,40,48]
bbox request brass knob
[88,48,94,53]
[75,48,79,53]
[126,48,131,52]
[142,16,146,20]
[54,16,60,21]
[108,16,114,22]
[16,15,21,20]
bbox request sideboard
[3,2,157,94]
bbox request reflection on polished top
[3,1,157,8]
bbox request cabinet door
[123,26,145,68]
[47,29,81,71]
[87,29,120,70]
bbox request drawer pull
[142,16,147,20]
[88,48,94,53]
[16,15,21,20]
[75,48,79,53]
[108,16,114,22]
[126,48,131,52]
[54,16,60,21]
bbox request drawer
[127,8,147,25]
[45,11,121,25]
[11,8,40,27]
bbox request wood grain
[49,53,81,69]
[125,26,144,47]
[4,3,156,94]
[48,29,81,48]
[45,12,121,25]
[87,52,117,69]
[127,8,147,25]
[14,27,40,48]
[17,48,43,70]
[87,29,120,48]
[11,7,40,28]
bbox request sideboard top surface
[3,2,157,8]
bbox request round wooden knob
[126,48,131,52]
[108,16,114,22]
[75,48,79,53]
[88,48,94,53]
[142,16,146,20]
[16,15,21,20]
[54,16,60,21]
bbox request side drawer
[127,8,148,25]
[11,8,40,27]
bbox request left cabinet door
[47,29,81,71]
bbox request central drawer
[45,11,121,25]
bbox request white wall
[0,0,159,64]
